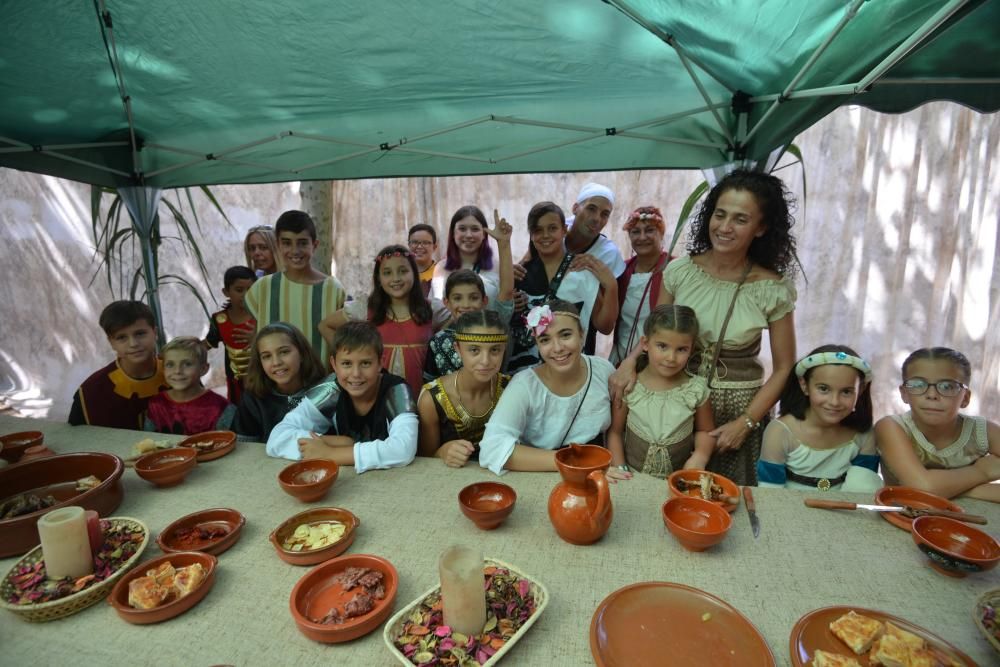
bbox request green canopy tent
[1,0,997,188]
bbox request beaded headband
[375,249,412,264]
[454,332,508,344]
[525,304,580,337]
[795,351,873,383]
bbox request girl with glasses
[876,347,1000,502]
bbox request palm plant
[89,185,232,346]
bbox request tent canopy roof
[1,0,997,188]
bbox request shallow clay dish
[875,486,964,531]
[668,469,740,513]
[0,452,125,557]
[591,582,774,666]
[278,459,339,502]
[289,553,398,643]
[270,507,359,566]
[662,497,732,552]
[911,515,1000,577]
[789,606,975,666]
[178,430,237,462]
[109,551,217,624]
[134,447,198,487]
[157,507,246,556]
[0,430,44,463]
[459,481,516,530]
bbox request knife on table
[743,486,760,538]
[804,498,988,525]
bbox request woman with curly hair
[611,169,799,485]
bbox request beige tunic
[882,411,989,485]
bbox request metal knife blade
[803,498,988,525]
[742,486,759,538]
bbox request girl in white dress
[479,300,614,475]
[757,345,881,492]
[607,305,715,479]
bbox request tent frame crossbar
[0,140,130,155]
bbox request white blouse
[478,356,614,475]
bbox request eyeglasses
[902,378,967,397]
[408,239,435,247]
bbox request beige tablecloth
[1,415,998,666]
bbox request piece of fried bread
[830,610,884,655]
[811,649,863,667]
[884,622,925,652]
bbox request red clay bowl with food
[458,481,517,530]
[157,507,246,556]
[662,496,733,552]
[134,447,198,487]
[270,507,359,566]
[0,451,125,557]
[278,459,339,502]
[667,469,740,513]
[911,515,1000,578]
[178,430,237,462]
[109,551,217,624]
[0,430,44,463]
[289,553,398,643]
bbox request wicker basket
[973,588,1000,656]
[383,557,549,666]
[0,517,149,622]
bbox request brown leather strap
[706,262,752,389]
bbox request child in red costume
[205,266,257,403]
[145,337,234,435]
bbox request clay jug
[547,444,613,545]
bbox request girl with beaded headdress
[757,345,881,492]
[417,310,511,467]
[876,347,1000,502]
[319,244,451,397]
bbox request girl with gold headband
[757,344,881,492]
[479,299,614,475]
[417,310,511,467]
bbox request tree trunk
[301,180,334,274]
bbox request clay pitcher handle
[587,469,610,524]
[804,498,857,510]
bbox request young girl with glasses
[876,347,1000,502]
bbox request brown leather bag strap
[706,262,752,389]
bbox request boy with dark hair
[266,322,417,472]
[204,265,257,403]
[145,336,235,434]
[408,223,438,296]
[244,210,346,364]
[68,300,167,429]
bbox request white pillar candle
[38,506,94,579]
[438,545,486,636]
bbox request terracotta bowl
[875,486,964,531]
[458,481,516,530]
[134,447,198,487]
[278,459,339,502]
[270,507,360,566]
[662,497,733,552]
[289,553,398,643]
[0,452,125,557]
[178,430,237,462]
[109,551,217,624]
[0,431,44,463]
[667,469,740,513]
[157,507,246,556]
[911,516,1000,578]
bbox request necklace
[453,372,494,419]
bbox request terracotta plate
[590,582,774,666]
[109,551,217,625]
[874,486,964,531]
[157,507,246,556]
[179,431,236,462]
[789,606,975,666]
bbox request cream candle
[38,506,94,579]
[438,545,486,636]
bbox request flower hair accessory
[525,305,554,337]
[623,206,665,234]
[794,351,873,383]
[375,249,412,264]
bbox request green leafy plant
[89,186,232,345]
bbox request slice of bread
[884,621,925,652]
[811,649,863,666]
[868,634,909,667]
[831,610,885,655]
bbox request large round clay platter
[874,486,964,531]
[590,582,774,666]
[789,606,975,666]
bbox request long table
[2,415,998,666]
